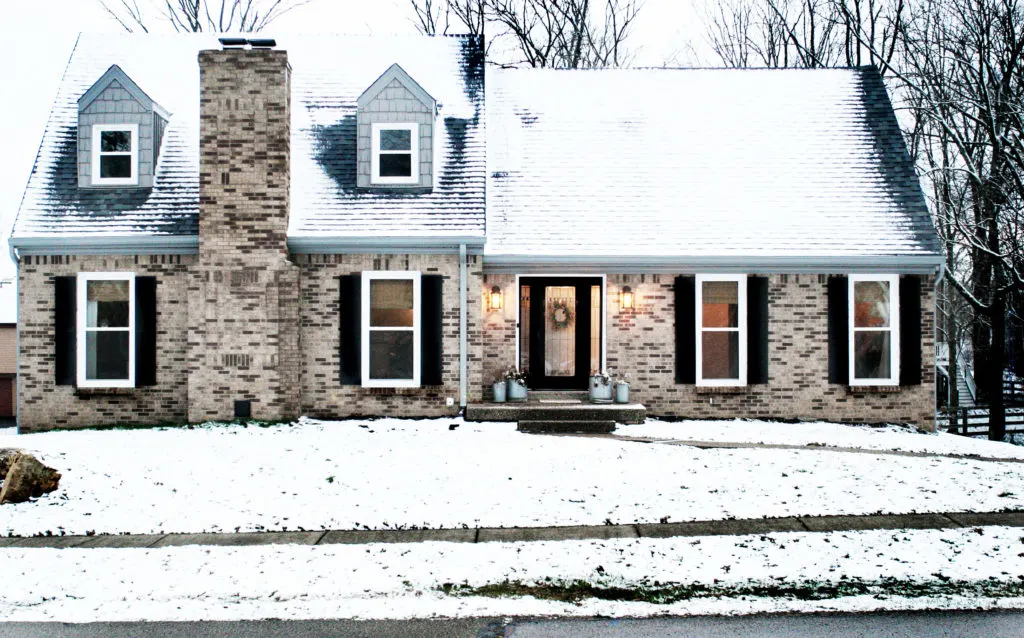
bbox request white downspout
[459,243,468,408]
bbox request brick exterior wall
[478,273,936,430]
[0,325,15,375]
[187,48,301,423]
[297,253,483,418]
[17,254,194,432]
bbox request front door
[519,277,603,390]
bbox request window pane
[702,331,739,380]
[379,153,412,177]
[544,286,576,377]
[86,331,130,380]
[100,130,132,152]
[702,281,738,328]
[379,128,412,151]
[854,331,892,379]
[369,331,414,380]
[370,280,414,327]
[854,281,890,327]
[520,285,531,372]
[100,155,132,178]
[87,280,129,328]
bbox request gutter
[482,253,946,275]
[459,244,468,409]
[288,235,486,255]
[11,235,199,256]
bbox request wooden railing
[937,406,1024,436]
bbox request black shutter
[675,276,696,384]
[339,274,362,385]
[828,276,849,384]
[421,275,444,386]
[134,277,158,386]
[900,275,922,386]
[54,276,76,386]
[747,276,770,384]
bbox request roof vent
[218,37,276,49]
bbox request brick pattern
[0,325,15,375]
[17,254,194,432]
[187,49,301,423]
[297,253,483,418]
[478,273,936,430]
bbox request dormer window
[92,124,138,185]
[356,64,436,189]
[371,123,419,185]
[78,65,168,189]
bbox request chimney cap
[218,37,276,49]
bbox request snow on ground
[0,527,1022,621]
[618,419,1024,460]
[1,417,1023,537]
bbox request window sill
[74,387,137,397]
[695,385,747,394]
[846,384,901,394]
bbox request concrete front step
[465,402,646,424]
[518,420,616,434]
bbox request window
[77,272,135,388]
[696,274,747,386]
[849,274,900,385]
[91,124,139,185]
[361,271,421,388]
[371,123,419,185]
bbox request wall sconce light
[620,285,635,310]
[488,286,504,311]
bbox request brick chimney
[187,43,300,423]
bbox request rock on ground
[0,453,61,505]
[0,449,22,480]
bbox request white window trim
[370,123,420,185]
[849,274,900,386]
[91,124,139,186]
[361,270,421,388]
[696,274,747,387]
[76,271,135,389]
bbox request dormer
[356,64,436,189]
[77,65,169,188]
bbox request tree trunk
[989,294,1007,441]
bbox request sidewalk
[2,509,1022,549]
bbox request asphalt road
[2,611,1023,637]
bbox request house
[8,34,942,433]
[0,280,14,424]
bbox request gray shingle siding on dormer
[357,70,436,189]
[78,79,157,188]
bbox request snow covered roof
[485,67,941,269]
[10,33,486,249]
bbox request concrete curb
[2,510,1022,549]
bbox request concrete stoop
[466,391,646,434]
[518,420,616,434]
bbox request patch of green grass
[438,576,1024,605]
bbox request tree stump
[0,453,62,504]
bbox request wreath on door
[549,299,574,330]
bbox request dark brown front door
[0,378,13,418]
[519,277,603,390]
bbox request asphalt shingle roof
[11,33,486,244]
[485,66,941,262]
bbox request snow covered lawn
[618,419,1024,460]
[1,527,1022,621]
[1,417,1023,537]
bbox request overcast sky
[0,0,703,282]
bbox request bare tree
[101,0,307,33]
[408,0,642,68]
